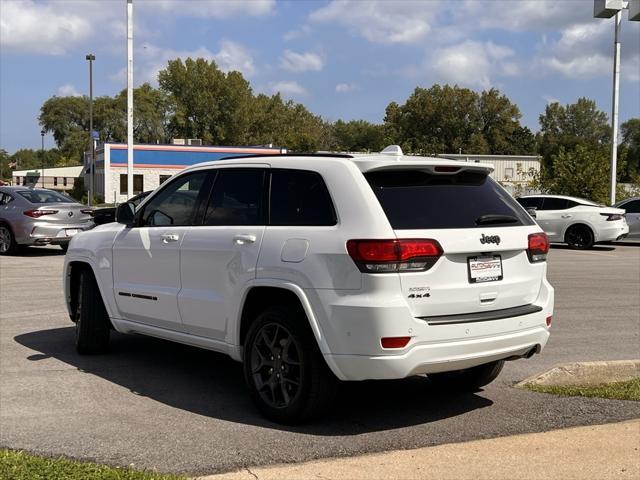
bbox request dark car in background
[92,191,152,225]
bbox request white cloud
[57,84,81,97]
[280,50,324,72]
[336,83,358,93]
[429,41,517,88]
[0,0,91,54]
[129,41,255,86]
[534,21,640,82]
[309,0,438,44]
[269,81,308,98]
[142,0,275,18]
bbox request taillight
[23,209,58,218]
[346,239,443,273]
[80,209,94,216]
[434,166,460,173]
[381,337,411,349]
[600,213,623,221]
[527,232,549,263]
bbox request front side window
[270,169,336,226]
[622,200,640,214]
[203,169,265,226]
[140,171,208,226]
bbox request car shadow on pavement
[14,327,493,435]
[550,244,616,252]
[7,246,66,257]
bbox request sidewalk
[201,420,640,480]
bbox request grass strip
[0,449,186,480]
[524,377,640,401]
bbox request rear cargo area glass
[365,170,533,229]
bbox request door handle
[561,214,572,218]
[161,233,179,243]
[233,234,257,245]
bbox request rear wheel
[0,224,18,255]
[428,360,504,392]
[243,305,337,424]
[565,224,594,249]
[75,270,110,354]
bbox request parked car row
[515,194,633,249]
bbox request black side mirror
[116,202,136,226]
[526,207,537,219]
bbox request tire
[243,305,338,424]
[75,270,110,354]
[428,360,505,392]
[59,243,69,253]
[565,224,594,249]
[0,223,18,255]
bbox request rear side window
[540,198,569,210]
[270,169,336,226]
[203,169,266,226]
[365,170,534,230]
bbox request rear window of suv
[365,169,534,229]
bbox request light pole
[86,53,95,206]
[40,129,45,188]
[593,0,640,205]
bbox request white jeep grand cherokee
[64,147,553,423]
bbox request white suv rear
[64,147,553,423]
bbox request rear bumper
[19,221,94,245]
[595,222,629,243]
[317,279,554,381]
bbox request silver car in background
[0,186,94,254]
[614,196,640,238]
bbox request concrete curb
[515,360,640,388]
[197,420,640,480]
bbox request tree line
[1,57,638,203]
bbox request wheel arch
[562,221,595,243]
[236,282,325,352]
[66,260,114,322]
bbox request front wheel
[75,270,110,354]
[565,224,594,249]
[243,306,337,424]
[428,360,505,392]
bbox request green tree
[537,97,610,175]
[0,149,10,181]
[9,149,60,170]
[383,84,527,155]
[332,120,385,152]
[619,118,640,180]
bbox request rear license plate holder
[468,255,503,283]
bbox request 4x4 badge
[480,233,500,245]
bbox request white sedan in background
[516,194,628,249]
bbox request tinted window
[270,170,336,226]
[622,200,640,214]
[17,190,74,204]
[0,193,13,205]
[140,171,208,226]
[203,169,265,226]
[540,197,569,210]
[365,170,534,229]
[120,174,144,195]
[517,197,543,209]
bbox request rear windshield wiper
[475,214,519,225]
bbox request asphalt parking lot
[1,243,639,475]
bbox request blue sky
[1,0,639,154]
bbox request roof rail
[219,152,354,161]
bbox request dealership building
[93,143,284,203]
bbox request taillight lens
[527,232,549,263]
[23,209,58,218]
[80,209,95,216]
[347,239,443,273]
[600,213,623,221]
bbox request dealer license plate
[468,255,503,283]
